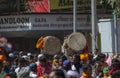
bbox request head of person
[28,55,34,63]
[58,55,67,66]
[109,62,120,75]
[111,70,120,78]
[67,70,79,78]
[112,58,120,64]
[18,57,26,67]
[73,54,80,64]
[49,69,66,78]
[63,60,71,71]
[97,53,106,62]
[94,49,99,55]
[29,63,37,72]
[39,54,47,67]
[82,64,92,77]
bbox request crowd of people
[0,49,120,78]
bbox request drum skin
[37,36,61,55]
[63,32,86,52]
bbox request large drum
[63,32,86,52]
[36,36,61,55]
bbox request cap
[63,60,71,67]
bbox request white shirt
[29,71,38,78]
[15,66,30,78]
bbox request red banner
[26,0,50,13]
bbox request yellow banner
[50,0,91,10]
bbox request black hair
[94,49,99,52]
[50,69,66,78]
[39,55,47,62]
[112,59,120,64]
[61,55,67,62]
[98,53,106,58]
[29,63,37,71]
[73,54,80,62]
[95,53,106,62]
[82,64,91,72]
[19,57,26,63]
[111,70,120,78]
[110,62,120,69]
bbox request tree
[98,0,120,16]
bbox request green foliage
[98,0,120,16]
[107,0,120,16]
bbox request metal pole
[113,14,118,55]
[73,0,77,32]
[91,0,97,52]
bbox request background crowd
[0,49,120,78]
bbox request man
[80,64,94,78]
[111,70,120,78]
[0,60,7,78]
[29,63,38,78]
[71,54,82,76]
[67,70,79,78]
[0,55,11,78]
[37,54,51,77]
[92,61,103,78]
[15,57,30,78]
[93,49,99,59]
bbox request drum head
[42,36,61,55]
[67,32,86,51]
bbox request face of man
[40,61,46,67]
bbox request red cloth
[108,68,119,75]
[37,63,51,77]
[26,0,50,13]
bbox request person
[80,64,93,78]
[92,61,103,78]
[67,70,79,78]
[96,53,108,70]
[28,55,35,64]
[111,70,120,78]
[49,69,66,78]
[108,59,120,76]
[0,60,7,77]
[0,55,11,78]
[103,67,109,78]
[37,54,51,77]
[93,49,99,59]
[71,54,82,76]
[63,60,71,72]
[15,57,30,78]
[29,63,38,78]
